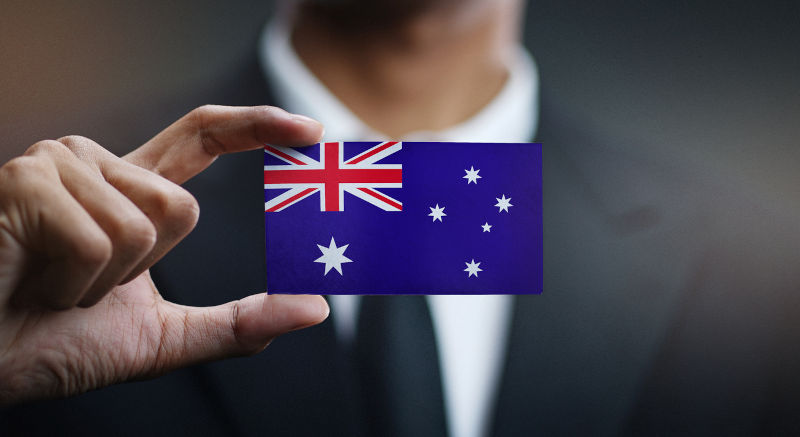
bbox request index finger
[124,105,324,184]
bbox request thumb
[155,293,329,370]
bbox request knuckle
[169,189,201,232]
[2,156,40,175]
[0,156,54,187]
[56,135,91,148]
[57,135,101,160]
[189,105,225,156]
[115,215,158,254]
[189,104,220,121]
[72,230,113,268]
[24,140,68,158]
[150,185,200,234]
[188,105,220,132]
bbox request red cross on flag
[264,141,403,212]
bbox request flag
[264,141,542,294]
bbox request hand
[0,105,329,405]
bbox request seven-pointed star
[429,204,447,222]
[314,237,352,276]
[463,166,482,184]
[494,194,513,213]
[481,222,492,232]
[464,259,483,277]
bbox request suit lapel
[490,100,689,436]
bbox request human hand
[0,105,328,405]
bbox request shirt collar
[259,14,539,142]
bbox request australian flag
[264,141,542,294]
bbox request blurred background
[1,0,798,206]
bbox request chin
[301,0,480,24]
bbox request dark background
[1,0,798,207]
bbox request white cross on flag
[264,141,403,212]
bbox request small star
[464,259,483,278]
[463,166,482,184]
[428,204,447,222]
[495,194,513,213]
[481,222,492,232]
[314,237,352,276]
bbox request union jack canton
[265,141,402,212]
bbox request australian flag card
[264,141,542,294]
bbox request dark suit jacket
[3,52,800,436]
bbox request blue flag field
[264,141,542,294]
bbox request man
[3,1,800,436]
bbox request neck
[291,1,522,138]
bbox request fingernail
[290,114,325,141]
[290,295,329,331]
[290,113,320,125]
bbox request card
[264,141,542,294]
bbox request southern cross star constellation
[428,204,447,222]
[463,166,482,184]
[424,168,519,278]
[314,237,352,276]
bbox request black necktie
[354,295,448,437]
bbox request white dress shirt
[259,15,539,437]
